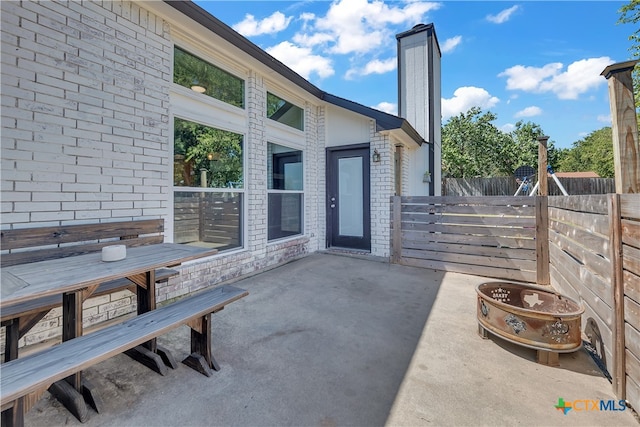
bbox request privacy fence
[390,194,640,411]
[442,177,615,196]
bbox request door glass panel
[338,157,363,237]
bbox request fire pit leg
[478,324,489,339]
[536,350,559,367]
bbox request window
[174,117,243,250]
[267,143,303,240]
[173,46,244,109]
[267,92,304,131]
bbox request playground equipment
[513,165,568,196]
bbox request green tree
[556,127,614,177]
[441,107,512,177]
[508,121,561,171]
[441,108,558,178]
[617,0,640,116]
[174,118,243,188]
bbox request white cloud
[299,0,441,55]
[501,123,516,133]
[597,114,611,124]
[346,57,397,79]
[499,57,614,100]
[373,101,397,114]
[486,5,520,24]
[266,41,335,79]
[499,63,563,91]
[441,36,462,54]
[514,106,542,118]
[441,86,500,119]
[233,11,292,37]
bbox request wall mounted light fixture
[190,79,206,93]
[372,149,381,163]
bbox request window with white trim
[173,118,243,250]
[267,92,303,131]
[267,143,303,240]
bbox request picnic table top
[1,243,217,309]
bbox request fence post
[609,193,626,399]
[391,196,402,264]
[535,196,549,286]
[601,61,640,194]
[537,136,549,196]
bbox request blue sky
[193,1,634,150]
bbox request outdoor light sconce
[190,79,206,94]
[372,149,381,163]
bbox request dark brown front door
[326,145,371,251]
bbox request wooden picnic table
[0,243,217,418]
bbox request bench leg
[182,313,219,377]
[124,346,169,376]
[82,378,105,414]
[1,398,24,427]
[48,380,89,423]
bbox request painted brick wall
[369,121,394,258]
[1,0,172,226]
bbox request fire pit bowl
[476,282,584,365]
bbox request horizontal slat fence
[619,194,640,411]
[443,177,615,196]
[391,193,639,410]
[392,196,537,282]
[548,196,615,374]
[547,194,640,411]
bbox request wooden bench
[0,285,248,427]
[1,219,179,362]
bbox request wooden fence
[442,177,615,196]
[548,194,640,411]
[390,194,640,411]
[391,196,538,283]
[174,192,241,250]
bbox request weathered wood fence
[174,192,241,250]
[391,196,538,283]
[390,194,640,411]
[442,177,615,196]
[548,194,640,411]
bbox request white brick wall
[369,121,394,258]
[1,0,171,227]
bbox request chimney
[396,23,442,196]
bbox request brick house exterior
[1,1,441,354]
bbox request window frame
[266,91,304,132]
[173,45,245,109]
[267,142,305,242]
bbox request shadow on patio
[25,253,638,426]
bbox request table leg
[135,270,156,352]
[124,270,176,374]
[62,292,83,389]
[48,291,90,422]
[2,319,19,362]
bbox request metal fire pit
[476,282,584,365]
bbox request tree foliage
[174,118,243,188]
[441,107,559,178]
[556,127,615,177]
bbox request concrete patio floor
[25,253,639,426]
